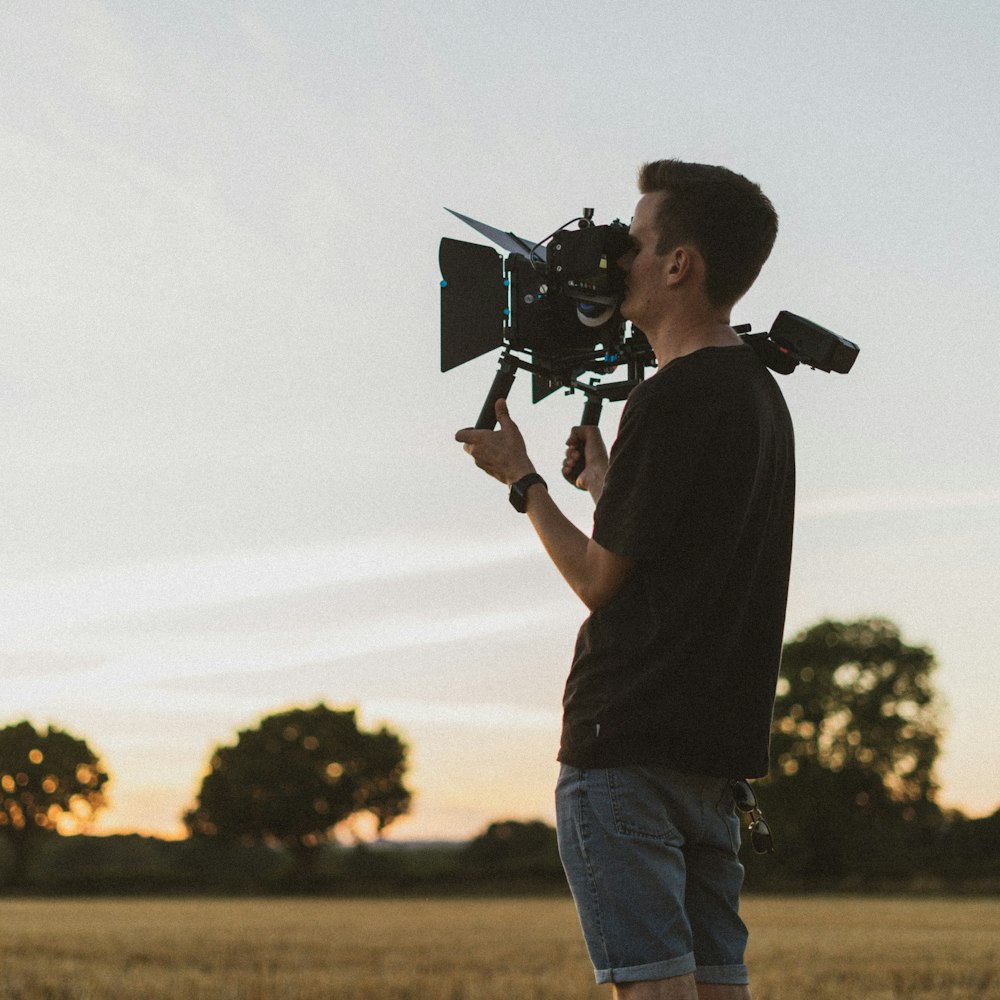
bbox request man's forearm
[523,484,632,611]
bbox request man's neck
[645,315,742,369]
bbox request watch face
[509,474,544,512]
[509,482,529,513]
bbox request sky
[2,2,999,842]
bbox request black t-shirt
[558,343,795,778]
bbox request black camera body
[440,207,858,433]
[440,211,643,383]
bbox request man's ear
[664,245,694,284]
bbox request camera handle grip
[474,360,518,430]
[563,395,603,486]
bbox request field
[0,896,997,999]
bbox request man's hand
[563,425,610,502]
[455,399,535,486]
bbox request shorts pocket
[605,767,684,844]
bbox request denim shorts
[555,763,749,986]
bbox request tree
[462,819,563,884]
[758,617,944,881]
[184,704,411,868]
[0,720,109,886]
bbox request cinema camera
[440,207,859,480]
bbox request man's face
[617,191,674,329]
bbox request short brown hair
[638,159,778,307]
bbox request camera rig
[440,207,859,445]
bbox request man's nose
[617,250,634,270]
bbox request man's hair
[638,159,778,307]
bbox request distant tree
[184,704,410,869]
[463,820,563,883]
[759,617,944,880]
[0,720,109,886]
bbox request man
[456,160,792,1000]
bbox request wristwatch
[509,473,547,513]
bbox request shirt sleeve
[592,370,723,560]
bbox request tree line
[2,617,998,894]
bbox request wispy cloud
[0,536,539,641]
[798,490,1000,518]
[141,601,570,690]
[364,699,560,731]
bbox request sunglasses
[729,779,775,855]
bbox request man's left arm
[455,399,634,611]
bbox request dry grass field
[0,896,997,999]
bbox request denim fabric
[555,763,750,986]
